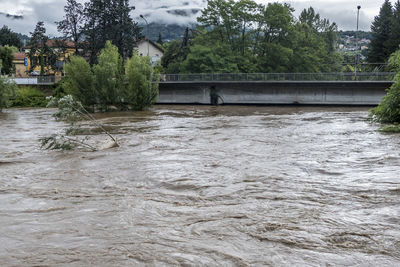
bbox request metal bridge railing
[11,76,61,85]
[161,72,395,82]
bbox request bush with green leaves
[0,77,17,111]
[93,40,124,109]
[11,86,48,107]
[370,49,400,123]
[124,52,159,110]
[63,55,95,108]
[62,41,159,111]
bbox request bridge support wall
[158,81,392,105]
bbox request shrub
[124,52,159,110]
[370,49,400,123]
[0,77,17,111]
[11,86,48,107]
[64,56,95,107]
[93,41,124,109]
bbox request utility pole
[140,15,150,57]
[355,5,361,78]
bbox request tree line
[59,41,158,111]
[24,0,142,75]
[161,0,342,74]
[368,0,400,64]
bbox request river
[0,106,399,266]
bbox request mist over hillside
[132,0,206,26]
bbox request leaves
[0,77,17,111]
[370,49,400,123]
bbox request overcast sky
[0,0,396,37]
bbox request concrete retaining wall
[158,81,393,105]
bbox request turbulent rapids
[0,106,399,266]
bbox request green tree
[0,26,23,48]
[255,3,294,72]
[63,55,95,108]
[181,43,239,73]
[0,77,16,111]
[56,0,84,55]
[92,41,124,108]
[370,49,400,123]
[28,21,55,75]
[197,0,260,55]
[368,0,393,63]
[161,28,192,73]
[83,0,140,64]
[388,1,400,54]
[125,53,159,110]
[157,32,163,45]
[0,45,15,75]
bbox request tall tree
[368,0,393,63]
[92,41,124,108]
[0,46,15,75]
[0,26,22,48]
[125,52,159,110]
[83,0,140,64]
[157,32,163,45]
[56,0,84,55]
[388,1,400,54]
[28,22,53,75]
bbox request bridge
[158,72,395,105]
[11,72,395,105]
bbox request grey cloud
[0,0,387,36]
[0,12,24,20]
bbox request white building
[135,39,164,65]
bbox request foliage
[181,44,239,73]
[41,95,118,150]
[0,26,23,48]
[161,0,343,74]
[28,21,56,75]
[389,1,400,54]
[161,28,192,73]
[157,33,163,45]
[92,41,124,108]
[83,0,140,63]
[0,45,15,75]
[370,49,400,123]
[58,41,159,111]
[11,87,48,107]
[56,0,84,55]
[380,125,400,133]
[367,0,393,63]
[47,94,84,121]
[125,53,159,110]
[63,55,95,107]
[0,77,16,111]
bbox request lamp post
[140,14,150,57]
[355,5,361,77]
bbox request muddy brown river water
[0,106,399,266]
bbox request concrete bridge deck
[158,80,393,105]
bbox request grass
[379,124,400,133]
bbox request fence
[161,72,395,82]
[10,73,396,85]
[11,76,61,85]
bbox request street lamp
[139,14,150,57]
[355,5,361,76]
